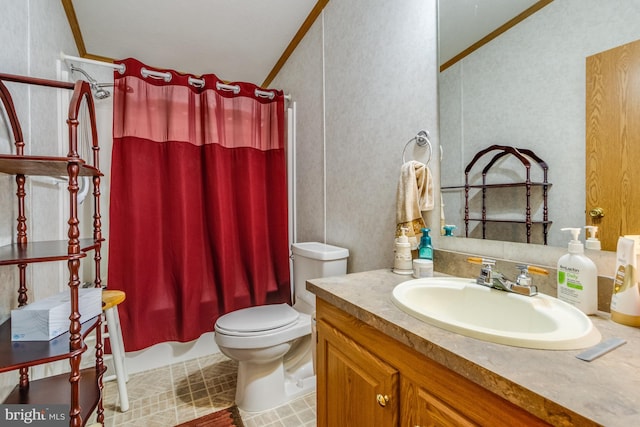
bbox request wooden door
[316,318,399,427]
[586,38,640,251]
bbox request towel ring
[402,130,432,164]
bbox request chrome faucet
[469,258,543,297]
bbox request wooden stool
[102,290,129,412]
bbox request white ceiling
[70,0,543,85]
[70,0,317,85]
[438,0,540,65]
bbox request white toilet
[214,242,349,413]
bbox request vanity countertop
[307,269,640,426]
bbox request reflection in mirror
[438,0,640,248]
[442,144,551,245]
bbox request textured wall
[272,0,439,272]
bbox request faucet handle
[516,264,549,276]
[467,257,496,267]
[468,257,496,286]
[515,264,548,287]
[515,265,532,287]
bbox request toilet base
[234,340,315,413]
[214,309,319,413]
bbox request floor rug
[175,405,244,427]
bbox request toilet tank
[291,242,349,311]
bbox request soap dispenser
[557,227,598,314]
[393,227,413,275]
[418,228,433,260]
[584,225,601,250]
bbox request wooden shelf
[3,367,105,422]
[443,182,552,190]
[0,316,100,373]
[0,155,102,177]
[0,239,103,266]
[467,218,553,225]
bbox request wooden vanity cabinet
[317,313,399,426]
[316,299,549,427]
[400,377,477,427]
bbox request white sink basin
[392,277,601,350]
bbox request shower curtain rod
[61,52,126,73]
[60,52,291,100]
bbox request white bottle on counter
[557,227,598,314]
[393,227,413,275]
[584,225,601,250]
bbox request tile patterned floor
[99,353,316,426]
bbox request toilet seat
[214,304,311,350]
[215,303,300,336]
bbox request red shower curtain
[108,58,291,351]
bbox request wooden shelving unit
[443,145,552,244]
[0,73,105,426]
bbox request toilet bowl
[214,242,349,413]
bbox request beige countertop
[307,269,640,427]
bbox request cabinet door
[401,377,477,427]
[317,318,399,427]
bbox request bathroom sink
[391,277,601,350]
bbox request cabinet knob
[376,394,390,407]
[589,207,605,218]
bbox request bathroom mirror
[437,0,640,248]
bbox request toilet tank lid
[291,242,349,260]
